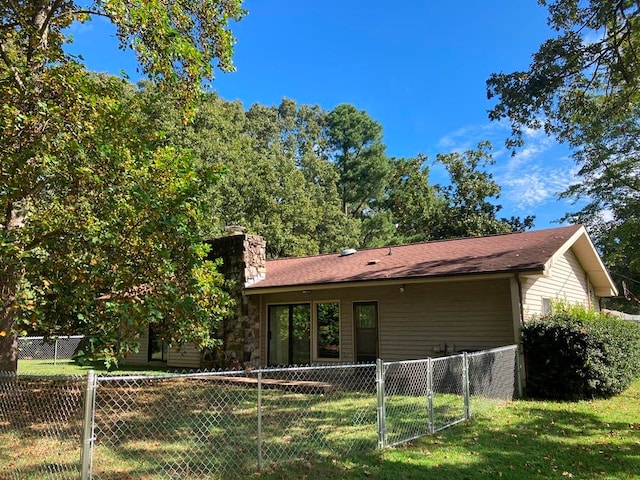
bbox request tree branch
[38,0,64,43]
[0,42,25,91]
[23,229,65,252]
[54,9,115,22]
[0,21,20,31]
[3,201,14,231]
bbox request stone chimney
[206,230,266,368]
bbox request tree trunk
[1,212,22,372]
[0,278,19,371]
[0,329,18,372]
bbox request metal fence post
[427,358,434,434]
[376,359,387,448]
[257,369,263,473]
[54,338,58,365]
[515,346,523,398]
[80,370,97,480]
[463,352,470,420]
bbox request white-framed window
[313,301,340,361]
[542,297,551,314]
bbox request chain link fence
[17,336,84,364]
[379,345,518,447]
[92,371,261,479]
[0,345,518,479]
[467,345,520,401]
[257,363,377,474]
[0,372,85,480]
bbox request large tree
[326,104,393,247]
[0,0,244,370]
[140,91,535,258]
[433,143,534,239]
[155,95,359,258]
[486,0,640,311]
[326,104,391,218]
[383,155,444,243]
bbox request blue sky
[67,0,583,229]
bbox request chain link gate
[0,372,85,479]
[377,345,519,448]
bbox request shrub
[522,304,640,400]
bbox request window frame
[353,300,379,363]
[148,323,168,362]
[541,297,551,314]
[267,302,311,366]
[312,300,341,362]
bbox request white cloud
[436,121,581,222]
[500,166,578,210]
[501,134,555,172]
[65,17,95,34]
[582,29,605,46]
[436,121,510,152]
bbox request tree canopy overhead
[1,0,539,371]
[0,0,245,370]
[1,0,245,94]
[487,0,640,311]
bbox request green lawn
[3,362,639,479]
[16,359,179,376]
[266,380,640,480]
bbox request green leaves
[1,0,243,369]
[149,93,533,257]
[327,104,390,220]
[433,143,534,238]
[522,303,640,399]
[487,0,640,311]
[97,0,245,100]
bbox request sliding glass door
[268,304,311,366]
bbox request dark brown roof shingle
[247,225,584,290]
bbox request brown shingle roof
[247,225,585,291]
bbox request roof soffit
[547,226,617,297]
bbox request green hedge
[522,305,640,400]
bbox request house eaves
[243,270,544,296]
[546,225,618,297]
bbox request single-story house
[124,224,617,369]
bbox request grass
[2,362,639,479]
[16,359,180,376]
[268,380,640,480]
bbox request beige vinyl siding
[122,334,201,368]
[167,344,201,368]
[257,277,515,365]
[588,281,600,311]
[123,336,149,365]
[377,278,514,361]
[521,248,592,319]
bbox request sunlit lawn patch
[288,380,640,480]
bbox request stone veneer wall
[207,233,266,368]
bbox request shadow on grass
[88,376,379,479]
[0,375,85,479]
[3,371,638,480]
[1,368,379,479]
[260,397,640,480]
